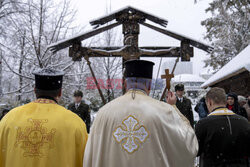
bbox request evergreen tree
[202,0,249,71]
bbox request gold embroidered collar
[34,98,57,104]
[126,89,147,95]
[208,108,235,116]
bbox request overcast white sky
[70,0,213,77]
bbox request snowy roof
[141,22,213,53]
[48,6,213,53]
[201,45,250,88]
[173,74,206,83]
[90,6,168,28]
[165,28,213,51]
[48,22,121,53]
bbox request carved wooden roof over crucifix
[48,6,213,59]
[47,6,213,104]
[89,6,168,28]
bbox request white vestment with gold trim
[83,90,198,167]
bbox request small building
[173,74,206,98]
[201,45,250,96]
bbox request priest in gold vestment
[83,60,198,167]
[0,68,88,167]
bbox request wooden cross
[161,69,174,90]
[160,69,174,101]
[48,6,212,103]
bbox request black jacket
[195,97,208,119]
[227,104,248,119]
[195,113,250,167]
[68,102,91,133]
[176,97,194,127]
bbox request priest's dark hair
[125,77,152,90]
[35,88,61,98]
[206,87,227,105]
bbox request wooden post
[84,55,106,105]
[121,18,140,94]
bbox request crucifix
[161,69,174,99]
[160,56,179,101]
[48,6,213,105]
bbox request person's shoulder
[232,114,249,123]
[80,102,89,107]
[140,95,178,115]
[240,106,247,112]
[68,103,74,108]
[184,97,191,102]
[243,103,250,109]
[8,102,33,114]
[98,92,168,113]
[58,106,86,124]
[56,105,77,117]
[97,95,123,112]
[62,108,87,132]
[0,103,32,123]
[196,116,214,127]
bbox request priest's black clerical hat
[124,60,155,79]
[33,68,64,90]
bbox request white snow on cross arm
[201,45,250,88]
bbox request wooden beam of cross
[69,45,181,61]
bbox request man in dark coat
[195,97,208,119]
[175,84,194,127]
[195,87,250,167]
[68,90,91,133]
[227,92,248,119]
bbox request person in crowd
[195,97,208,119]
[238,95,247,108]
[243,95,250,121]
[68,90,91,133]
[227,92,248,119]
[195,87,250,167]
[0,108,10,121]
[83,60,198,167]
[175,84,194,127]
[0,68,88,167]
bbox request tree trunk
[18,31,26,101]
